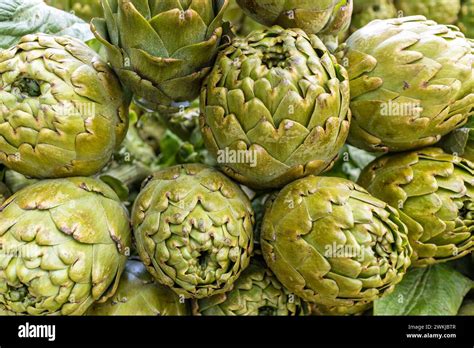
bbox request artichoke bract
[193,257,309,316]
[261,176,412,309]
[87,260,189,315]
[358,147,474,267]
[92,0,229,113]
[0,177,131,315]
[236,0,353,51]
[395,0,461,25]
[132,164,254,299]
[341,16,474,153]
[200,26,351,189]
[0,34,129,178]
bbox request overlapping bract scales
[342,16,474,152]
[193,257,309,315]
[358,147,474,266]
[0,34,128,178]
[201,27,351,189]
[0,177,131,315]
[92,0,229,112]
[261,176,412,309]
[132,164,254,299]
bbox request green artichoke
[458,0,474,38]
[261,176,412,310]
[341,16,474,153]
[350,0,398,32]
[0,177,131,315]
[395,0,461,25]
[45,0,103,22]
[200,26,351,189]
[438,117,474,163]
[87,260,189,315]
[132,164,254,299]
[236,0,353,51]
[193,257,309,316]
[0,34,129,178]
[92,0,229,113]
[358,147,474,267]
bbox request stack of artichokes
[0,0,472,316]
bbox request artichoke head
[395,0,461,25]
[0,177,131,315]
[87,260,190,315]
[132,164,254,299]
[261,176,412,310]
[342,16,474,152]
[200,26,351,189]
[193,257,310,316]
[92,0,229,113]
[236,0,353,51]
[358,147,474,267]
[0,34,129,178]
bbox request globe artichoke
[87,260,189,315]
[311,301,371,315]
[132,164,254,299]
[92,0,229,113]
[458,0,474,38]
[358,147,474,267]
[0,177,131,315]
[45,0,103,22]
[261,176,412,310]
[200,26,351,189]
[236,0,353,51]
[192,257,309,316]
[0,34,129,178]
[341,16,474,153]
[395,0,461,25]
[350,0,398,32]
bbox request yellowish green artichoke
[0,34,129,178]
[132,164,254,299]
[92,0,229,113]
[0,177,131,315]
[200,26,351,189]
[395,0,461,24]
[87,260,190,315]
[341,16,474,153]
[358,147,474,267]
[261,176,412,310]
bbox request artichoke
[0,34,129,178]
[192,257,309,316]
[261,176,412,310]
[92,0,229,113]
[132,164,254,299]
[87,260,189,315]
[0,177,131,315]
[458,0,474,38]
[395,0,461,25]
[341,16,474,153]
[350,0,398,32]
[200,26,351,189]
[358,147,474,267]
[44,0,103,22]
[236,0,353,51]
